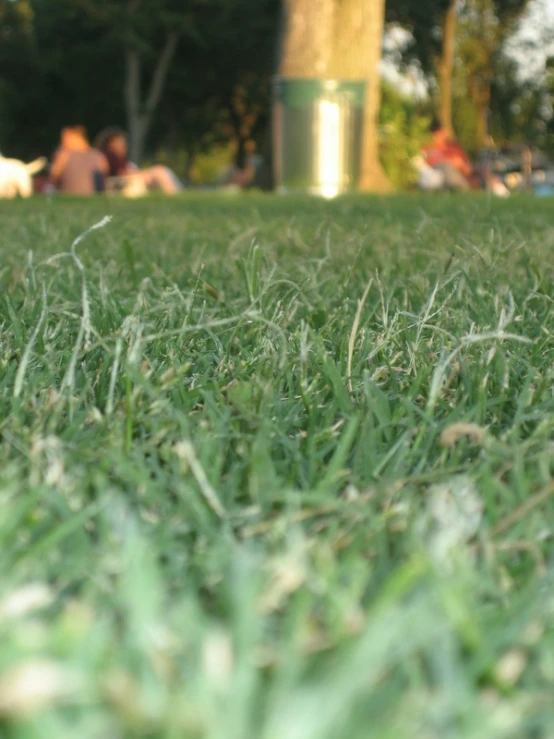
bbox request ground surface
[1,193,554,738]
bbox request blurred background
[0,0,553,191]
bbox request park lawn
[1,192,554,738]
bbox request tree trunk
[279,0,335,78]
[124,32,179,164]
[475,81,491,148]
[330,0,389,191]
[353,0,390,192]
[437,0,457,134]
[279,0,390,192]
[183,148,196,186]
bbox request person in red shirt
[421,120,474,190]
[95,128,183,194]
[417,119,509,196]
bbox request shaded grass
[1,192,554,737]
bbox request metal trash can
[272,77,365,198]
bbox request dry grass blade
[440,422,486,448]
[239,503,341,538]
[491,480,554,538]
[174,441,226,519]
[69,215,112,269]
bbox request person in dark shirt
[50,126,108,195]
[95,128,183,194]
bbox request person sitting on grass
[94,128,183,194]
[418,119,474,191]
[415,119,509,196]
[50,125,109,195]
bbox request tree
[71,0,280,165]
[152,0,279,179]
[0,0,49,156]
[67,0,214,163]
[279,0,390,192]
[386,0,457,133]
[386,0,532,143]
[194,0,279,169]
[332,0,391,191]
[30,0,123,153]
[0,0,280,172]
[0,0,131,158]
[488,54,552,151]
[456,0,531,147]
[438,0,457,134]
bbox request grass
[1,192,554,737]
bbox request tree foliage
[386,0,457,132]
[155,0,279,169]
[386,0,536,146]
[0,0,278,165]
[455,0,532,148]
[386,0,453,74]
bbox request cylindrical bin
[272,77,365,198]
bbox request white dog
[0,155,47,199]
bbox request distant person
[94,128,183,194]
[218,139,260,189]
[415,119,509,196]
[419,119,474,191]
[50,126,108,195]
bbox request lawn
[1,192,554,738]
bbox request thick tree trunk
[352,0,390,192]
[124,32,179,164]
[279,0,335,78]
[438,0,457,134]
[279,0,390,192]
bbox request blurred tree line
[0,0,280,176]
[386,0,553,157]
[0,0,552,186]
